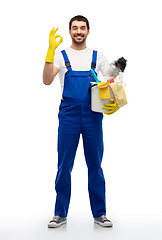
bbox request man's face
[69,21,89,45]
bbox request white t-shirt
[54,47,113,93]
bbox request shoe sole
[48,220,67,228]
[94,220,113,227]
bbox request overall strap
[61,50,72,71]
[91,50,97,71]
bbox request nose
[77,28,81,34]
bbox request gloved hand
[102,98,120,115]
[45,27,63,63]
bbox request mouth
[74,35,84,40]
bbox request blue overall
[54,50,106,218]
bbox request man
[43,15,117,228]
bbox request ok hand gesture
[45,27,63,63]
[49,27,63,50]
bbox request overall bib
[54,50,106,218]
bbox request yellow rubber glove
[45,27,63,63]
[102,98,120,115]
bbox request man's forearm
[43,62,54,85]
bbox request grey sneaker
[48,215,67,228]
[94,215,113,227]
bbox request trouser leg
[54,105,80,217]
[82,110,106,218]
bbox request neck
[70,41,87,50]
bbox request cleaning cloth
[97,82,110,99]
[109,83,127,107]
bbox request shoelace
[53,215,60,221]
[100,215,109,222]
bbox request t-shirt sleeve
[97,52,113,80]
[53,51,67,93]
[54,52,62,69]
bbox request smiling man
[43,15,114,228]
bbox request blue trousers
[54,101,106,218]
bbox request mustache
[74,33,84,37]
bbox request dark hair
[69,15,90,30]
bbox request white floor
[1,211,162,240]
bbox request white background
[0,0,162,239]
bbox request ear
[69,29,71,36]
[87,29,90,36]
